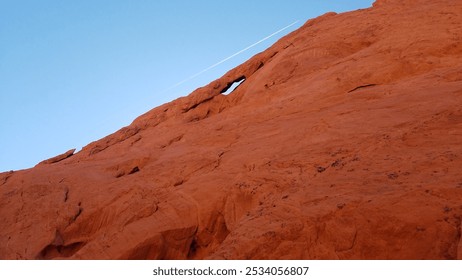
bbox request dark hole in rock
[37,242,85,259]
[348,84,377,93]
[187,238,198,258]
[128,166,140,175]
[221,76,246,95]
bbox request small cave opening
[221,76,246,95]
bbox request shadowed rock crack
[183,96,215,113]
[71,202,83,222]
[63,187,69,202]
[348,84,377,93]
[0,171,14,186]
[36,230,86,259]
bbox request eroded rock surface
[1,0,462,259]
[37,149,76,165]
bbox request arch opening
[221,76,246,95]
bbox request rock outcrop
[37,149,76,166]
[1,0,462,259]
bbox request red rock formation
[1,0,462,259]
[37,149,76,166]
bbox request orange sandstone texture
[1,0,462,259]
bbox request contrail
[164,20,300,92]
[90,21,300,136]
[86,20,301,148]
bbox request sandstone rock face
[37,149,76,166]
[1,0,462,259]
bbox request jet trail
[164,20,300,92]
[89,21,300,148]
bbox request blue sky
[0,0,374,172]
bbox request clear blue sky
[0,0,374,172]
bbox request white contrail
[164,20,300,92]
[84,20,301,150]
